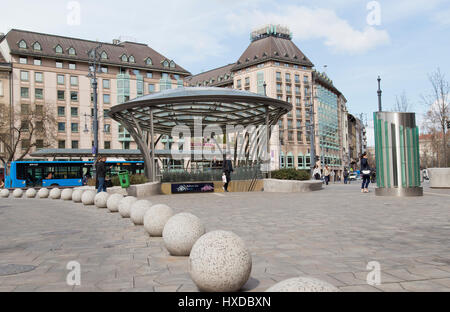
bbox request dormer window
[262,52,267,57]
[293,55,298,59]
[121,54,128,62]
[274,51,279,56]
[284,53,289,57]
[32,42,42,51]
[18,40,27,49]
[169,60,175,68]
[129,55,135,63]
[68,47,76,55]
[101,51,108,59]
[145,58,152,65]
[55,45,63,54]
[254,55,258,60]
[245,58,249,62]
[162,60,169,67]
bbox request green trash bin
[118,170,130,188]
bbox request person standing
[96,156,107,193]
[312,165,321,180]
[360,152,371,193]
[324,165,331,185]
[343,167,349,184]
[222,155,233,192]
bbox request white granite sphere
[37,188,49,198]
[81,190,96,205]
[61,189,73,200]
[49,188,61,199]
[144,204,174,237]
[25,188,37,198]
[0,189,10,198]
[162,212,205,256]
[106,193,123,212]
[265,277,340,292]
[72,189,83,202]
[118,196,138,218]
[13,189,23,198]
[130,200,152,225]
[94,192,109,208]
[189,230,252,292]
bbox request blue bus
[4,160,144,188]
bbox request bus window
[68,166,82,179]
[44,166,56,179]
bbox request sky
[1,0,449,146]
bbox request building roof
[4,29,190,75]
[313,70,342,96]
[232,35,314,71]
[185,63,235,87]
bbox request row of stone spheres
[0,187,339,292]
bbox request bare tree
[0,104,56,167]
[422,68,449,167]
[393,91,413,112]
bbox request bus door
[16,162,44,187]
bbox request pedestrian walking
[222,154,233,192]
[324,165,331,185]
[95,156,107,193]
[343,167,349,184]
[330,170,335,183]
[360,152,371,193]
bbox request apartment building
[0,29,190,159]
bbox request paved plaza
[0,182,449,292]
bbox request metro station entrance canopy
[109,87,291,180]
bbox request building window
[286,85,291,93]
[146,72,153,78]
[100,66,108,73]
[70,91,78,101]
[21,87,29,98]
[295,86,300,94]
[36,139,44,149]
[68,47,76,55]
[56,61,63,68]
[71,140,79,149]
[71,123,78,133]
[128,55,135,63]
[55,45,63,54]
[288,131,293,141]
[285,73,291,82]
[57,90,65,100]
[148,84,155,93]
[58,140,65,148]
[70,76,78,86]
[21,104,30,114]
[276,72,281,81]
[145,58,152,66]
[298,155,304,167]
[36,105,43,115]
[32,42,41,51]
[0,80,3,96]
[18,40,27,49]
[276,83,282,93]
[58,122,66,132]
[103,109,110,118]
[71,107,78,117]
[101,51,108,59]
[237,79,241,88]
[245,77,250,86]
[304,75,309,83]
[296,108,301,117]
[35,72,43,83]
[104,124,111,133]
[35,88,43,99]
[58,106,65,116]
[295,74,300,83]
[103,79,110,89]
[104,141,111,149]
[21,139,30,150]
[274,62,280,66]
[170,61,175,68]
[19,56,27,64]
[162,60,169,67]
[123,141,130,149]
[57,74,65,85]
[34,58,41,66]
[69,63,76,70]
[121,54,128,62]
[103,94,110,104]
[287,154,294,167]
[20,71,29,81]
[284,63,289,68]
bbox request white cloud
[434,9,450,26]
[226,5,390,54]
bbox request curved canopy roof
[109,87,291,135]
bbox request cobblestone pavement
[0,182,449,292]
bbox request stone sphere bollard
[144,204,174,237]
[265,277,340,292]
[49,188,61,199]
[162,212,205,256]
[94,192,109,208]
[25,188,37,198]
[37,188,49,198]
[189,230,252,292]
[72,189,83,202]
[130,200,152,225]
[13,189,24,198]
[118,196,138,218]
[0,189,10,198]
[61,189,73,200]
[81,190,96,205]
[106,194,123,212]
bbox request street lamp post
[377,76,382,112]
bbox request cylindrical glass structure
[373,112,423,196]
